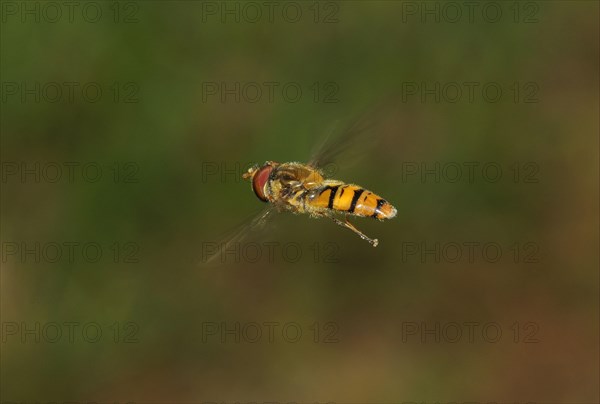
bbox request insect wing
[307,107,383,171]
[199,206,275,266]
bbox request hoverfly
[243,160,396,247]
[203,111,397,264]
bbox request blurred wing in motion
[199,206,276,266]
[307,104,390,171]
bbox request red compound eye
[252,165,273,202]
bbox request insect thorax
[265,163,325,208]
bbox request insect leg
[328,214,379,247]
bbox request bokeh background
[1,1,598,402]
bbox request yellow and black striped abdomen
[309,182,397,220]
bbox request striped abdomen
[309,183,397,220]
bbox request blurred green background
[1,1,598,402]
